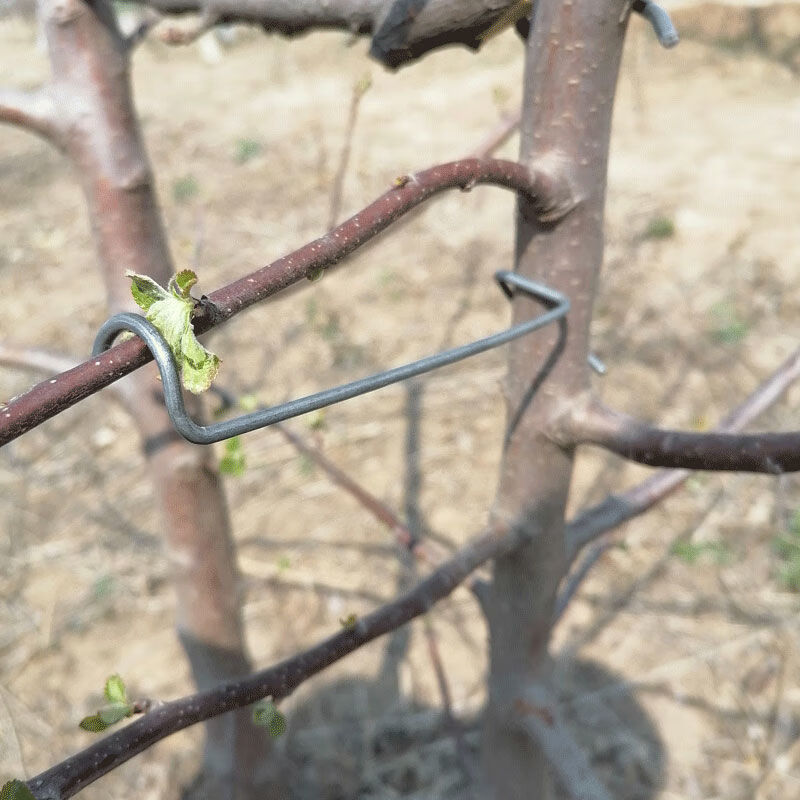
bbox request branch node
[528,151,582,224]
[546,390,593,449]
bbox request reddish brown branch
[0,157,559,447]
[24,520,519,800]
[558,393,800,474]
[0,86,63,146]
[564,345,800,559]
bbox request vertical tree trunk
[37,1,280,796]
[481,3,629,797]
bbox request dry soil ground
[2,10,800,800]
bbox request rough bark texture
[36,0,279,796]
[128,0,522,67]
[481,3,629,797]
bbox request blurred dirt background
[2,4,800,798]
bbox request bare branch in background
[328,74,372,231]
[0,157,566,447]
[0,343,79,375]
[469,110,521,158]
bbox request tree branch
[0,156,568,448]
[513,685,613,800]
[126,0,526,68]
[24,519,520,800]
[556,390,800,474]
[0,86,64,147]
[564,345,800,559]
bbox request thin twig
[0,344,79,375]
[469,110,521,158]
[422,616,479,785]
[327,74,371,231]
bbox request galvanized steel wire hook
[92,271,571,445]
[632,1,679,48]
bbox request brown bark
[35,0,279,795]
[481,3,630,797]
[555,393,800,473]
[126,0,526,68]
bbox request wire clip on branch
[93,271,570,445]
[632,0,679,48]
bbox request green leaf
[252,699,286,738]
[79,703,133,733]
[219,436,246,477]
[642,214,675,240]
[170,269,198,299]
[1,780,37,800]
[126,271,220,394]
[104,674,127,704]
[99,703,133,726]
[79,713,109,733]
[128,272,168,312]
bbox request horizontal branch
[25,520,519,800]
[0,157,565,448]
[557,381,800,475]
[565,345,800,559]
[128,0,523,68]
[0,86,64,147]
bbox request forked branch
[25,520,521,800]
[564,345,800,559]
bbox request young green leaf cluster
[78,675,135,733]
[251,699,286,738]
[127,269,220,394]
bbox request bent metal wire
[93,271,571,446]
